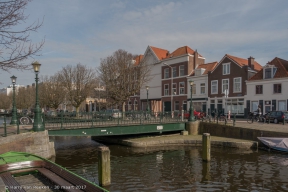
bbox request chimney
[248,56,255,70]
[194,49,198,70]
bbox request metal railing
[42,111,187,130]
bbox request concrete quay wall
[0,130,55,159]
[198,122,288,141]
[92,134,257,149]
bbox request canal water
[52,136,288,192]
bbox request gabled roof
[190,61,218,76]
[167,46,203,58]
[249,57,288,80]
[226,54,262,71]
[149,46,169,60]
[133,55,143,66]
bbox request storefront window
[193,102,202,112]
[225,98,244,115]
[251,101,258,112]
[278,100,286,111]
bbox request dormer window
[195,68,205,76]
[263,64,277,79]
[223,63,230,75]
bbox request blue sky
[1,0,288,87]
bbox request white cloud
[1,0,288,87]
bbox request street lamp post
[10,75,17,125]
[163,63,173,114]
[189,80,195,122]
[32,61,44,132]
[146,86,150,113]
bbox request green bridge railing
[1,110,188,135]
[42,111,187,130]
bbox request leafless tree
[15,85,35,110]
[0,93,11,109]
[0,0,44,72]
[98,49,151,114]
[39,74,65,110]
[58,63,97,113]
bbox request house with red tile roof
[187,61,218,113]
[161,47,205,113]
[207,54,262,117]
[130,45,205,113]
[246,57,288,116]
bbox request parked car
[45,110,57,117]
[264,111,288,124]
[95,109,122,120]
[57,110,70,117]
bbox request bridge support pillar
[98,146,111,186]
[185,121,199,135]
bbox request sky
[1,0,288,87]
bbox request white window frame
[179,82,185,95]
[222,63,230,75]
[134,99,138,110]
[211,80,218,94]
[222,79,229,93]
[278,100,286,111]
[172,67,177,77]
[164,84,169,96]
[179,65,185,76]
[273,83,282,94]
[233,77,241,93]
[192,84,196,94]
[263,66,277,79]
[200,83,205,94]
[172,83,177,95]
[164,68,169,79]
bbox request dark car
[95,109,122,120]
[264,111,288,124]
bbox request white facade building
[246,58,288,114]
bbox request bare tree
[15,85,35,110]
[0,93,11,109]
[58,63,97,113]
[98,49,151,114]
[0,0,44,72]
[39,74,65,110]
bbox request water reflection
[53,136,288,192]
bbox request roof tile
[249,57,288,80]
[191,61,218,76]
[226,54,262,71]
[167,46,203,58]
[149,46,169,60]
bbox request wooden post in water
[98,146,111,186]
[202,133,211,162]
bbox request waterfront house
[246,57,288,114]
[207,54,262,117]
[161,47,205,113]
[187,61,218,113]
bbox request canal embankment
[0,129,55,159]
[92,134,257,149]
[93,120,288,149]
